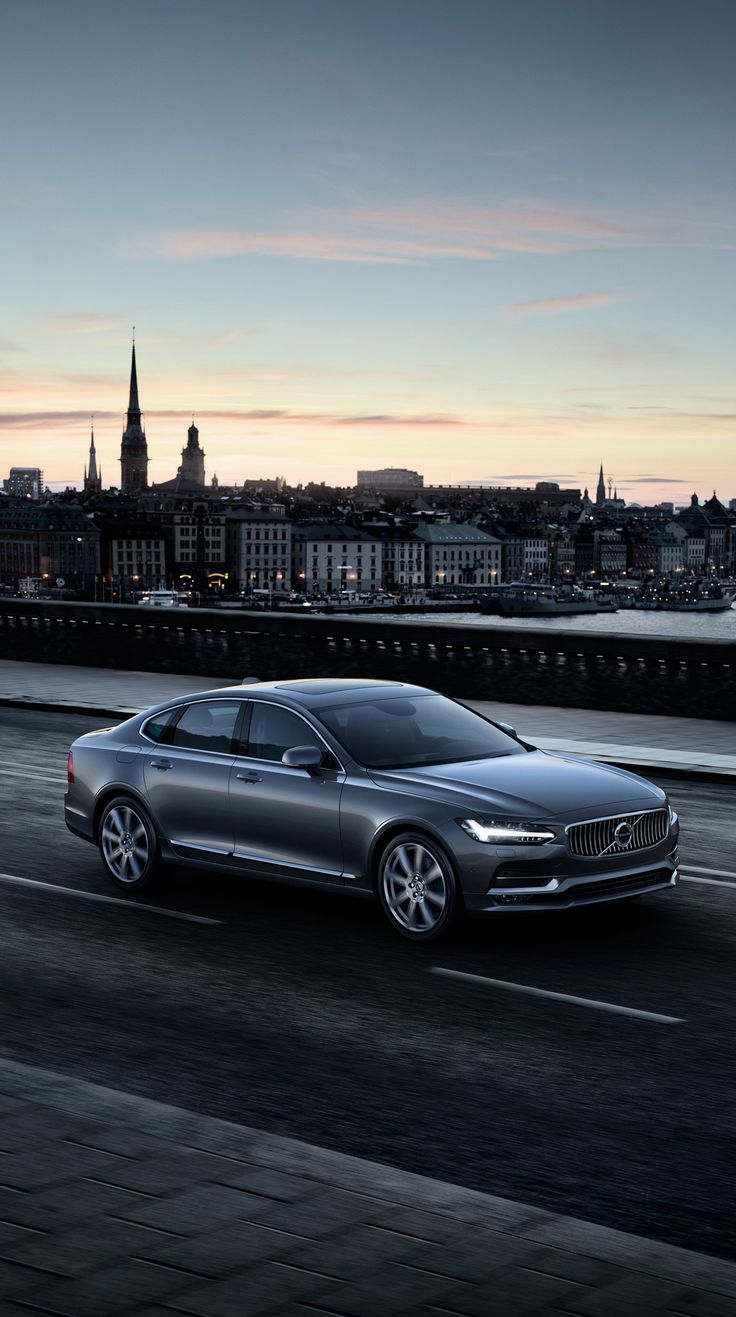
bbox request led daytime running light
[459,818,555,844]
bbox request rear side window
[142,707,179,745]
[170,700,242,753]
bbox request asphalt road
[1,706,735,1261]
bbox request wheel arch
[92,784,158,844]
[367,818,458,897]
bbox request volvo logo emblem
[614,821,634,850]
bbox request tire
[377,832,461,942]
[98,796,163,893]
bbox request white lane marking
[680,864,736,880]
[429,967,683,1025]
[681,875,736,889]
[0,768,66,784]
[0,872,221,925]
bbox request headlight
[669,806,679,828]
[458,818,556,845]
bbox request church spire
[127,343,141,425]
[88,419,98,483]
[595,462,606,507]
[83,416,102,494]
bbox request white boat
[488,585,618,617]
[137,588,189,608]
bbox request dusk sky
[1,0,734,501]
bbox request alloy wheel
[382,841,449,934]
[101,804,151,884]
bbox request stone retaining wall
[1,599,733,718]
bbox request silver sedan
[65,678,679,941]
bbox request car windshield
[319,694,526,769]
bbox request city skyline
[1,0,734,502]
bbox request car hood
[368,750,665,820]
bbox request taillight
[67,750,74,784]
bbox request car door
[230,701,345,882]
[142,698,243,859]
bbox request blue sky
[1,0,734,499]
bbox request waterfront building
[0,503,100,587]
[376,529,426,592]
[594,531,627,577]
[229,506,291,593]
[550,531,576,581]
[109,528,167,590]
[172,506,227,592]
[3,468,44,500]
[292,523,382,594]
[522,533,550,581]
[412,521,501,588]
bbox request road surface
[1,706,734,1260]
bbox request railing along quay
[0,598,733,719]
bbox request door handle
[236,770,262,783]
[150,757,173,770]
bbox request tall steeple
[83,419,102,495]
[88,421,99,483]
[120,336,149,495]
[127,345,140,422]
[595,462,606,507]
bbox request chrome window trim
[139,705,183,747]
[238,699,346,774]
[139,697,245,753]
[563,806,668,833]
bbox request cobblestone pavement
[0,1056,734,1316]
[0,659,734,776]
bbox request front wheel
[98,797,162,892]
[377,833,461,942]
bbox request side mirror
[282,745,323,771]
[496,721,518,740]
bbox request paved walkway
[0,659,733,777]
[0,1054,734,1316]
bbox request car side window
[142,707,179,745]
[246,703,340,770]
[169,701,242,754]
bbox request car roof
[127,679,438,730]
[156,678,431,713]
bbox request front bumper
[474,858,678,911]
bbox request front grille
[567,808,668,858]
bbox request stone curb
[1,1053,735,1299]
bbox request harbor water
[345,606,736,641]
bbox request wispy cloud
[125,198,636,266]
[125,193,736,267]
[627,475,693,484]
[0,407,467,431]
[504,292,619,316]
[0,411,118,429]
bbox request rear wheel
[98,797,162,892]
[377,833,461,942]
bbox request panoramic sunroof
[275,679,403,695]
